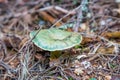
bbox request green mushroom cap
[30,28,82,51]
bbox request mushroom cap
[30,28,82,51]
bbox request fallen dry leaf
[39,11,62,27]
[74,67,84,75]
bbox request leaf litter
[0,0,120,80]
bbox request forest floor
[0,0,120,80]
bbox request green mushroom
[30,28,82,51]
